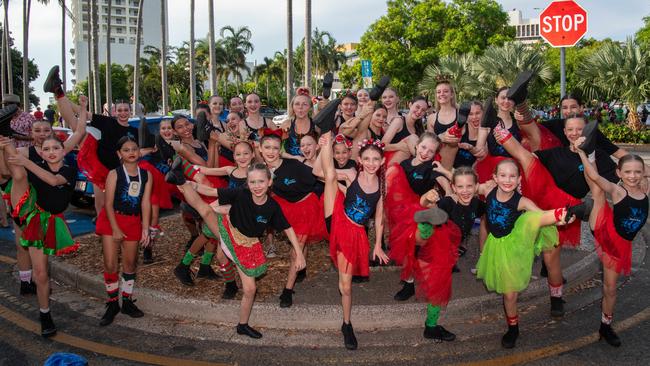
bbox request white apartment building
[70,0,164,84]
[508,9,542,44]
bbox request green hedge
[599,123,650,144]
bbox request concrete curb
[48,228,643,331]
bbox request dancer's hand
[513,110,525,123]
[140,228,150,247]
[294,251,306,271]
[572,136,586,153]
[372,246,390,265]
[7,153,27,166]
[439,130,460,145]
[112,227,125,241]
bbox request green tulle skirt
[476,211,558,294]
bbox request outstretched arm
[7,154,68,186]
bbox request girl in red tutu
[167,163,306,339]
[574,139,648,347]
[319,132,389,350]
[96,136,152,327]
[381,96,428,166]
[493,116,622,319]
[259,133,327,308]
[340,102,386,148]
[386,132,451,301]
[0,97,86,337]
[412,167,494,341]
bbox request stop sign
[539,0,588,47]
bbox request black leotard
[486,188,523,238]
[613,188,649,241]
[400,159,445,196]
[344,179,380,225]
[244,116,268,142]
[285,118,315,156]
[390,116,412,144]
[487,121,521,157]
[432,110,458,136]
[454,129,477,168]
[112,165,149,216]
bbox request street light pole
[560,46,566,97]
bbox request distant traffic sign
[361,60,372,78]
[539,0,588,47]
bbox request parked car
[259,105,283,119]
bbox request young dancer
[381,88,401,126]
[280,93,316,158]
[386,132,451,301]
[96,137,152,326]
[412,167,493,341]
[381,96,428,166]
[319,132,389,350]
[426,81,461,170]
[259,133,327,307]
[167,163,306,339]
[454,101,487,168]
[574,139,648,347]
[243,93,276,141]
[356,89,370,109]
[0,98,86,337]
[229,96,245,115]
[476,159,570,348]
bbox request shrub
[599,123,650,144]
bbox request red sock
[104,272,119,303]
[506,315,519,326]
[220,262,236,283]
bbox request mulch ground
[62,214,334,302]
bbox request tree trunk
[105,0,112,113]
[22,0,31,110]
[3,0,13,94]
[286,0,293,110]
[61,0,66,92]
[160,0,168,114]
[133,0,144,116]
[86,0,94,114]
[627,102,642,132]
[304,0,311,90]
[207,0,216,96]
[189,0,196,117]
[1,15,6,95]
[91,0,101,113]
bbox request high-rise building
[70,0,164,85]
[508,9,542,44]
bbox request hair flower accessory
[357,138,385,150]
[334,134,353,149]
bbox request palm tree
[286,0,293,110]
[22,0,33,109]
[133,0,144,115]
[1,18,5,94]
[189,0,196,116]
[575,38,650,131]
[2,0,15,95]
[59,0,73,92]
[207,0,216,95]
[419,54,478,101]
[160,0,168,114]
[474,42,552,97]
[105,0,112,112]
[91,0,100,112]
[220,25,253,94]
[85,0,93,113]
[304,0,311,89]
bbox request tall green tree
[357,0,513,99]
[636,15,650,49]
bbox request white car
[272,114,289,127]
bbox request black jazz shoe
[393,282,415,301]
[599,322,621,347]
[424,325,456,342]
[501,324,519,349]
[99,301,120,326]
[237,323,262,339]
[341,322,358,350]
[40,311,57,338]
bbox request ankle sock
[601,312,613,325]
[200,252,215,266]
[549,281,563,298]
[40,308,50,314]
[221,262,236,283]
[425,304,441,327]
[120,272,136,300]
[19,270,32,283]
[417,223,433,240]
[181,159,200,180]
[104,272,119,303]
[515,102,533,125]
[181,251,196,266]
[506,314,519,326]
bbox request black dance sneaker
[0,104,19,137]
[20,280,37,295]
[414,207,449,226]
[567,198,594,222]
[222,281,239,300]
[40,311,57,338]
[507,70,534,105]
[369,76,391,101]
[295,268,307,283]
[164,157,186,185]
[43,65,63,94]
[457,102,472,129]
[156,134,176,162]
[480,97,499,130]
[322,72,334,99]
[121,298,144,318]
[99,301,120,326]
[313,98,341,134]
[501,324,519,349]
[142,247,154,264]
[341,322,358,350]
[599,322,621,347]
[138,117,156,148]
[279,288,294,308]
[393,282,415,301]
[550,296,565,318]
[578,121,599,155]
[195,111,210,142]
[174,263,195,286]
[196,264,221,280]
[424,325,456,342]
[237,323,262,339]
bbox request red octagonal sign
[539,0,588,47]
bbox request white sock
[39,308,50,313]
[19,270,32,283]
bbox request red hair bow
[296,87,311,97]
[334,134,352,149]
[262,128,283,138]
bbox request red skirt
[475,154,510,184]
[138,160,173,209]
[593,204,632,275]
[413,221,462,307]
[96,209,143,242]
[520,124,564,152]
[273,193,327,244]
[77,135,109,190]
[385,164,422,281]
[218,155,235,168]
[329,190,370,277]
[522,158,581,247]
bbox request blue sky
[4,0,649,108]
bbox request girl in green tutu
[476,157,571,349]
[0,97,87,337]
